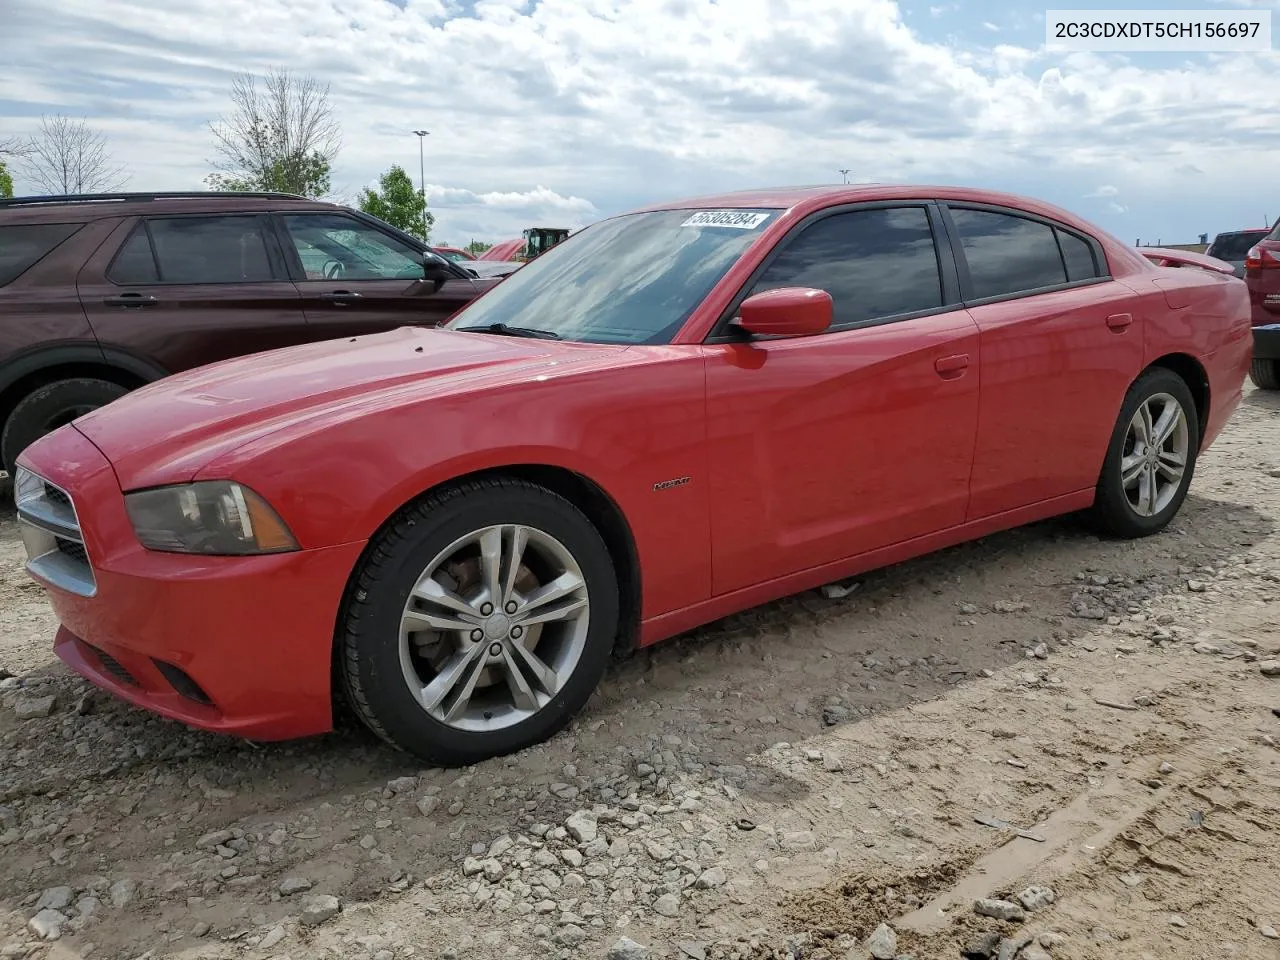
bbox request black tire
[1,378,129,471]
[1249,358,1280,390]
[1090,367,1200,539]
[338,477,619,766]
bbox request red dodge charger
[16,185,1252,765]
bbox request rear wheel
[338,477,619,766]
[1250,358,1280,390]
[1,378,129,472]
[1091,368,1199,539]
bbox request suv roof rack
[0,191,309,208]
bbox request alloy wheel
[398,523,591,732]
[1120,391,1189,517]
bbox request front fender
[196,355,713,622]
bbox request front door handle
[320,290,363,305]
[934,353,970,378]
[103,293,158,308]
[1106,312,1133,331]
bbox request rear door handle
[1106,312,1133,331]
[934,353,970,377]
[103,293,158,308]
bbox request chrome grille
[14,466,97,597]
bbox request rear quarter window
[0,223,83,285]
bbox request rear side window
[1057,229,1099,281]
[949,208,1068,300]
[0,223,83,286]
[109,216,275,284]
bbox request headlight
[124,481,299,555]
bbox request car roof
[0,191,348,224]
[1213,229,1269,237]
[630,183,1109,236]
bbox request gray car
[1206,229,1271,278]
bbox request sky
[1,0,1278,246]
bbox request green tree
[205,68,339,198]
[0,160,12,199]
[465,239,493,256]
[358,164,433,241]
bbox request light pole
[413,130,429,239]
[839,168,851,184]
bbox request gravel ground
[1,389,1279,960]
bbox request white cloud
[982,21,1000,32]
[1,0,1277,241]
[1107,201,1129,214]
[1086,185,1120,198]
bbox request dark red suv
[0,191,500,475]
[1245,221,1280,327]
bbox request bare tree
[206,67,341,198]
[0,134,31,157]
[21,115,127,195]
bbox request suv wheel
[1,378,129,470]
[1250,358,1280,390]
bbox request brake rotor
[411,556,542,689]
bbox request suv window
[109,225,159,283]
[749,206,943,328]
[281,214,424,280]
[0,223,83,286]
[1208,230,1269,260]
[949,208,1069,300]
[109,216,275,284]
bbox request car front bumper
[16,425,366,741]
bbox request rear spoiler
[1139,247,1236,275]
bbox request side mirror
[734,287,832,338]
[422,252,455,290]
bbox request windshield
[446,208,779,344]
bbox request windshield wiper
[455,322,561,340]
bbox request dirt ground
[1,389,1279,960]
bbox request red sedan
[15,185,1251,765]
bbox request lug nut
[505,601,518,614]
[511,625,524,639]
[480,602,494,616]
[470,629,483,642]
[489,642,503,657]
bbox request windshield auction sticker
[681,211,771,229]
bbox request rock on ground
[974,898,1027,922]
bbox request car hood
[74,326,626,490]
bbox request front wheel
[338,478,619,766]
[1090,368,1199,539]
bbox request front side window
[949,208,1069,300]
[129,216,276,284]
[108,224,160,284]
[282,214,423,280]
[446,208,780,344]
[748,206,943,327]
[0,223,83,286]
